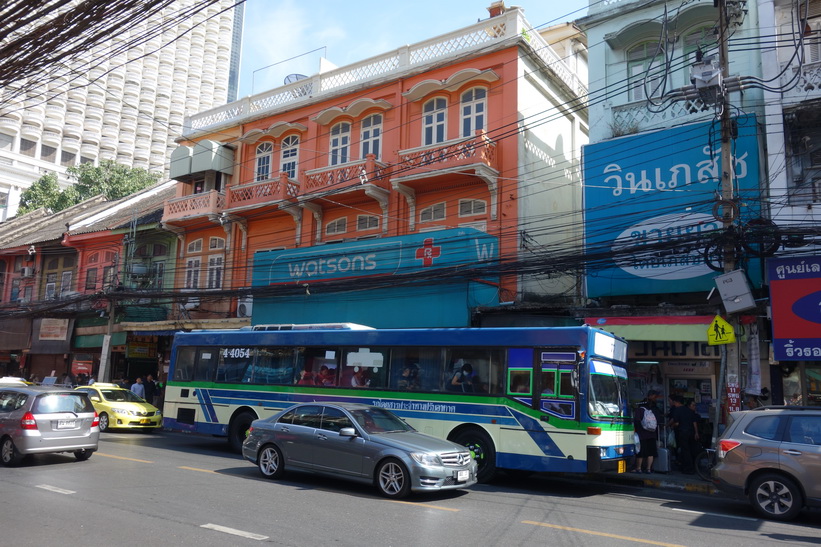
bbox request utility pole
[716,0,741,439]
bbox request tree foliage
[17,160,160,215]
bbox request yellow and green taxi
[75,383,162,432]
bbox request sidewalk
[595,469,719,495]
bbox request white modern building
[0,0,244,220]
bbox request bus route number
[223,347,251,359]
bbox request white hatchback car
[0,385,100,466]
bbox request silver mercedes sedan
[242,401,477,498]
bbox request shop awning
[585,316,714,342]
[74,332,127,349]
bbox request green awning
[586,316,713,342]
[74,332,128,348]
[594,324,710,342]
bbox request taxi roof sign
[707,315,736,345]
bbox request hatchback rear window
[744,415,781,440]
[33,393,94,414]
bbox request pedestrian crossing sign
[707,315,735,345]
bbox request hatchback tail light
[92,411,100,428]
[718,439,741,459]
[21,411,37,430]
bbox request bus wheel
[228,412,255,453]
[452,428,496,483]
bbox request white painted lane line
[671,508,758,521]
[200,523,269,541]
[36,484,76,495]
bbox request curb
[640,477,719,495]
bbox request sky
[237,0,589,98]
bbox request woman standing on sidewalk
[632,389,660,473]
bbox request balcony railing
[303,155,389,194]
[781,61,821,104]
[163,190,224,222]
[225,173,299,210]
[183,8,585,135]
[396,132,497,178]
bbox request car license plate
[57,420,76,429]
[140,419,150,424]
[617,460,626,473]
[457,470,469,482]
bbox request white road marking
[35,484,75,495]
[200,523,269,540]
[671,508,758,521]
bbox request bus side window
[541,370,557,395]
[508,369,531,395]
[194,349,216,381]
[559,371,574,396]
[173,347,197,381]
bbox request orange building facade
[163,6,588,328]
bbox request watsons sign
[583,115,761,296]
[285,253,378,279]
[253,227,499,286]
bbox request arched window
[627,41,666,102]
[329,122,351,166]
[255,142,273,181]
[423,98,447,145]
[326,217,347,236]
[420,202,446,223]
[461,88,486,137]
[357,214,379,231]
[281,135,299,179]
[361,114,382,159]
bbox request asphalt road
[1,430,819,546]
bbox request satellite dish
[284,74,308,85]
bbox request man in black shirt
[668,394,700,474]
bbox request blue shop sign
[253,227,499,286]
[582,115,762,297]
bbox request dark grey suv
[0,385,100,466]
[712,406,821,520]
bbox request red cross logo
[415,238,441,267]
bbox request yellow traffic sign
[707,315,735,345]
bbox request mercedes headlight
[410,452,441,466]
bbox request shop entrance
[668,376,715,447]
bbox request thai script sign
[768,256,821,360]
[582,115,761,296]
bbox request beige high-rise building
[0,0,244,220]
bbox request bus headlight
[600,447,608,458]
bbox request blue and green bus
[163,324,634,481]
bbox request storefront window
[803,365,821,406]
[784,368,803,405]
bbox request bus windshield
[588,360,630,419]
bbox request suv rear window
[745,415,781,440]
[33,393,94,414]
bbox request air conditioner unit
[20,266,33,278]
[17,298,29,305]
[182,297,200,310]
[129,263,148,276]
[237,296,253,318]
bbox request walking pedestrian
[131,377,145,399]
[633,390,660,473]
